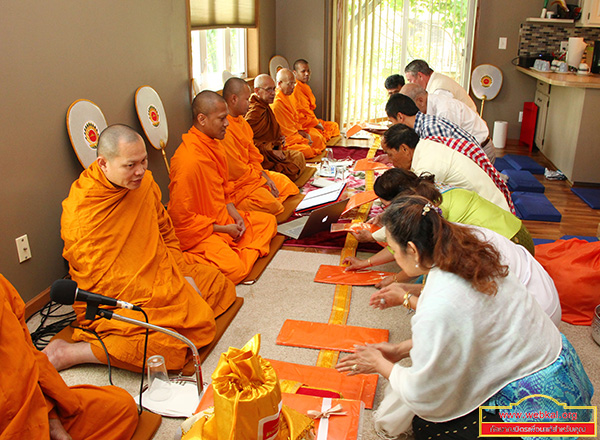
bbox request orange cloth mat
[195,388,363,440]
[342,190,379,215]
[330,222,380,234]
[345,124,363,138]
[276,320,389,352]
[353,158,391,172]
[314,265,394,286]
[267,359,377,409]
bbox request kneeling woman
[337,195,593,439]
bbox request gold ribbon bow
[307,403,347,419]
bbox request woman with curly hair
[336,195,592,440]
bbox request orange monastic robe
[0,275,138,440]
[271,90,326,159]
[292,81,340,141]
[221,114,299,215]
[62,163,235,371]
[168,127,277,284]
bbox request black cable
[28,301,76,350]
[70,323,115,386]
[138,309,150,415]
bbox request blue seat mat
[512,192,562,222]
[503,154,545,174]
[503,169,545,193]
[560,235,599,242]
[533,238,555,246]
[571,187,600,209]
[494,157,514,173]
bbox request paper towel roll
[493,121,508,149]
[568,37,587,68]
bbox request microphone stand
[89,303,204,398]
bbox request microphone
[51,279,142,311]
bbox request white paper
[134,380,201,418]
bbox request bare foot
[43,339,101,371]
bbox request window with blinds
[190,0,256,29]
[331,0,477,129]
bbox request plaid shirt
[414,112,480,146]
[427,136,516,214]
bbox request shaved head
[276,68,296,96]
[223,77,250,102]
[254,74,275,90]
[192,90,227,121]
[276,68,295,83]
[97,124,143,160]
[293,59,309,71]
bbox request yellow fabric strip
[317,136,381,368]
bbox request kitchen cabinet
[517,66,600,184]
[579,0,600,26]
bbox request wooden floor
[283,138,600,255]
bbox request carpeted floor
[30,249,600,439]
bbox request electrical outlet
[15,234,32,263]
[560,41,568,53]
[519,111,523,122]
[499,37,507,50]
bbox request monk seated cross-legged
[245,74,306,181]
[291,58,340,142]
[43,124,236,373]
[221,77,299,215]
[1,274,139,440]
[168,91,277,285]
[271,68,326,159]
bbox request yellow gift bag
[182,334,313,440]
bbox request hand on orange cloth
[336,345,393,379]
[343,256,371,271]
[49,418,73,440]
[373,154,392,165]
[351,229,375,242]
[369,283,423,309]
[264,174,280,198]
[225,203,246,241]
[298,130,313,145]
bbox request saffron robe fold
[221,114,299,215]
[168,126,277,284]
[291,81,340,141]
[271,90,326,159]
[245,93,306,180]
[0,275,138,440]
[62,163,234,371]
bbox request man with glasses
[245,74,306,180]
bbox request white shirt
[411,139,509,211]
[427,71,478,113]
[467,225,562,326]
[427,93,489,145]
[389,267,561,422]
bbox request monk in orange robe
[168,91,277,285]
[271,68,326,159]
[221,77,299,215]
[0,274,138,440]
[292,59,340,141]
[245,74,306,180]
[44,125,235,373]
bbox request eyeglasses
[256,86,276,93]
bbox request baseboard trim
[25,286,51,320]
